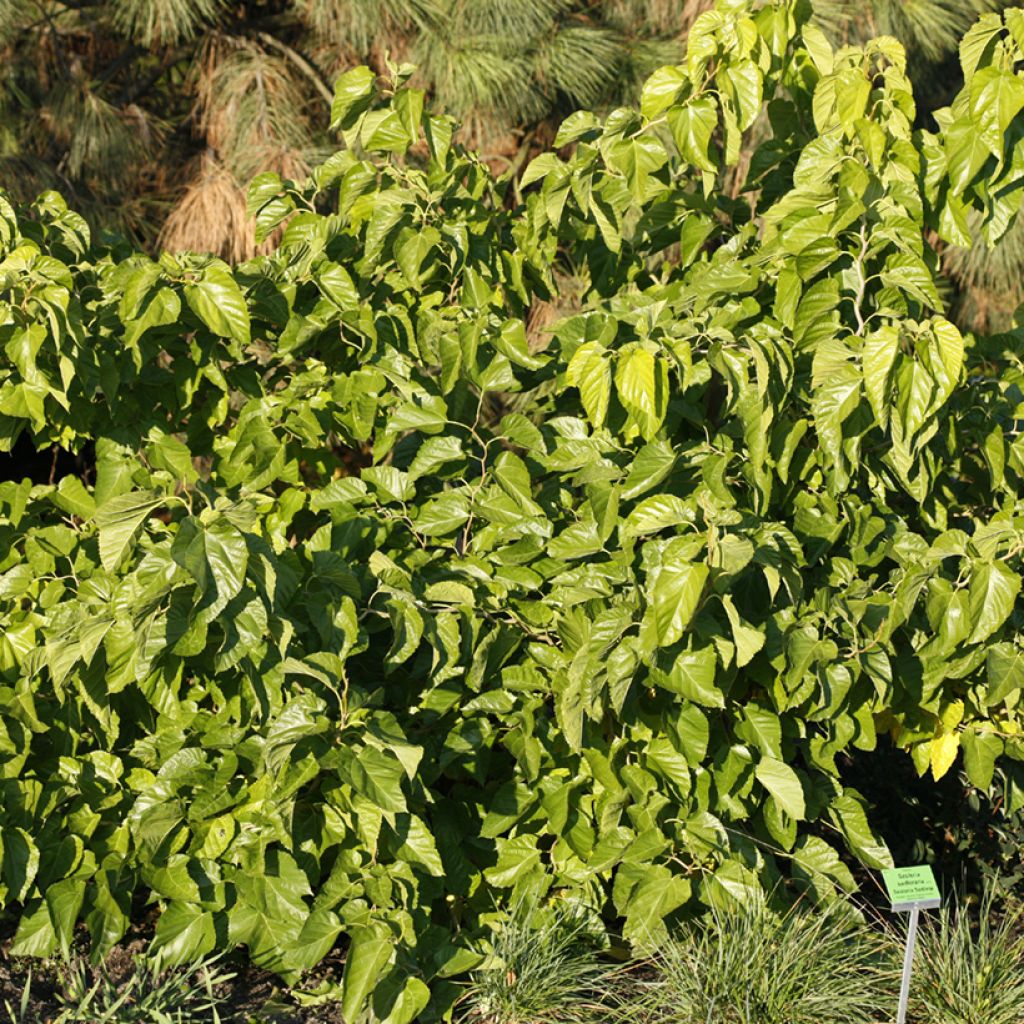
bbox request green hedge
[3,1,1024,1020]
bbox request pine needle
[159,150,260,262]
[193,36,315,180]
[110,0,227,46]
[43,82,152,186]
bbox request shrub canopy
[3,1,1024,1020]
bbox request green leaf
[521,153,563,190]
[931,317,964,391]
[961,729,1003,790]
[811,359,861,470]
[647,558,708,648]
[199,517,248,620]
[375,972,432,1024]
[801,23,834,74]
[363,466,415,504]
[548,521,602,560]
[385,595,424,670]
[673,704,710,761]
[1006,8,1024,54]
[147,432,196,482]
[616,347,667,440]
[96,491,162,572]
[184,266,250,344]
[880,254,940,310]
[832,68,871,132]
[350,747,407,813]
[52,475,95,519]
[617,863,691,946]
[967,561,1020,645]
[930,732,960,781]
[287,909,343,974]
[331,66,376,131]
[566,341,611,428]
[589,190,622,253]
[862,326,898,430]
[149,905,216,966]
[791,836,856,899]
[721,595,765,667]
[246,170,283,218]
[416,493,470,537]
[722,60,762,131]
[2,828,39,903]
[391,815,444,876]
[829,793,892,869]
[668,97,718,172]
[317,261,360,309]
[341,922,394,1023]
[959,13,1003,80]
[986,643,1024,705]
[641,65,688,119]
[483,835,542,887]
[622,494,691,538]
[654,646,722,707]
[737,706,783,760]
[554,110,601,146]
[754,757,805,820]
[622,440,676,499]
[124,286,180,347]
[969,67,1024,156]
[608,136,667,200]
[10,900,57,959]
[46,878,86,957]
[945,117,991,195]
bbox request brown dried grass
[161,34,315,261]
[158,150,260,262]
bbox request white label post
[881,865,942,1024]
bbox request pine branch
[34,0,70,77]
[115,49,188,106]
[251,30,333,106]
[95,44,144,88]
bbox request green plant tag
[882,866,941,912]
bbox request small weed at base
[3,954,233,1024]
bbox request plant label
[883,865,941,1024]
[882,865,941,912]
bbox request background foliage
[4,1,1024,1021]
[1,0,1020,322]
[0,0,693,257]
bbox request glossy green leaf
[961,729,1003,790]
[668,97,718,173]
[623,494,691,538]
[331,66,376,131]
[341,922,394,1023]
[96,492,162,572]
[184,265,250,344]
[967,561,1020,645]
[647,558,708,649]
[641,65,688,119]
[567,342,611,428]
[755,757,805,821]
[152,902,217,966]
[986,643,1024,705]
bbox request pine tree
[1,0,1019,330]
[0,1,690,256]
